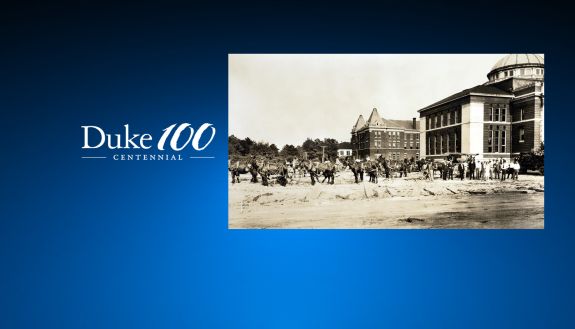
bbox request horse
[229,163,254,184]
[345,158,364,184]
[258,162,289,186]
[317,161,336,184]
[301,160,320,185]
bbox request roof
[491,54,544,72]
[338,142,352,149]
[366,108,385,126]
[352,115,366,132]
[418,84,513,112]
[388,119,419,131]
[353,108,419,131]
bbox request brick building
[418,54,544,160]
[351,108,420,160]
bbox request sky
[229,54,511,148]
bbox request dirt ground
[228,170,544,229]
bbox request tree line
[229,135,342,161]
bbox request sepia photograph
[228,54,544,229]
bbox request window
[454,133,459,152]
[494,108,500,122]
[446,134,450,152]
[434,115,438,128]
[520,108,524,121]
[489,107,493,121]
[501,108,506,121]
[494,130,499,152]
[519,128,525,142]
[439,135,443,154]
[447,112,451,125]
[501,130,506,153]
[488,128,493,153]
[455,110,459,123]
[509,70,514,77]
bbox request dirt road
[228,171,544,229]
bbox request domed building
[418,54,544,160]
[487,54,544,83]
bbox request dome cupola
[487,54,544,83]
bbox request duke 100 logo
[81,123,216,161]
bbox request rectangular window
[520,108,524,121]
[519,128,525,142]
[446,134,450,152]
[489,107,493,121]
[439,135,443,154]
[488,129,493,153]
[454,133,459,153]
[494,108,500,122]
[501,108,506,121]
[447,112,451,125]
[501,130,506,153]
[494,130,499,152]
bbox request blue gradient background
[1,2,573,328]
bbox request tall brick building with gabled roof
[418,54,544,160]
[351,108,420,160]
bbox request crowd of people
[230,154,523,186]
[422,157,521,182]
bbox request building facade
[419,54,544,160]
[337,142,353,157]
[351,108,420,160]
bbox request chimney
[412,118,416,129]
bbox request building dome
[487,54,544,83]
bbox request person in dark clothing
[383,158,390,179]
[459,163,465,180]
[469,159,475,180]
[249,156,259,183]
